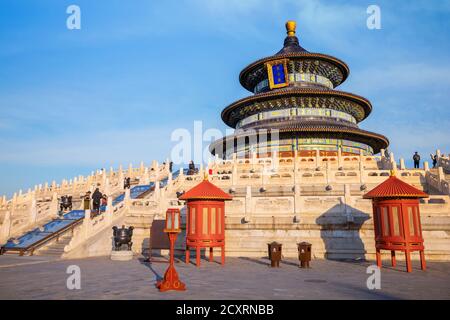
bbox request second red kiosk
[179,177,232,266]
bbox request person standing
[430,154,438,168]
[92,188,103,215]
[413,152,421,169]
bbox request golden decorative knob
[286,20,296,36]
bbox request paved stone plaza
[0,254,449,299]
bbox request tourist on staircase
[430,153,438,168]
[188,160,196,175]
[59,195,72,214]
[101,194,108,207]
[123,177,131,189]
[413,152,421,169]
[92,188,103,217]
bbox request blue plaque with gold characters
[266,59,289,89]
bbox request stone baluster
[232,153,237,185]
[142,167,150,185]
[359,149,364,169]
[179,166,184,178]
[437,167,445,192]
[244,186,252,223]
[50,192,58,218]
[399,158,406,170]
[389,152,396,170]
[424,161,430,171]
[124,188,131,207]
[28,191,38,227]
[293,184,301,222]
[326,160,333,184]
[83,209,92,239]
[128,163,133,179]
[104,178,111,196]
[315,150,320,167]
[337,147,342,168]
[199,164,204,177]
[154,178,160,199]
[118,164,124,188]
[140,161,145,175]
[251,150,257,166]
[0,211,12,244]
[105,194,113,225]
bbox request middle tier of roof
[221,87,372,128]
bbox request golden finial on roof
[390,169,397,177]
[286,20,296,37]
[203,172,209,181]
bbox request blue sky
[0,0,449,196]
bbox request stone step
[36,251,64,257]
[46,242,69,249]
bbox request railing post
[337,146,342,168]
[0,211,11,244]
[399,158,406,170]
[50,192,58,218]
[244,186,252,223]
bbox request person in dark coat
[430,154,438,168]
[188,160,195,175]
[413,152,421,169]
[92,188,103,214]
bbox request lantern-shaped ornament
[364,172,428,272]
[165,208,181,233]
[156,208,186,292]
[179,176,232,266]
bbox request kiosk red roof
[363,174,428,199]
[179,179,232,201]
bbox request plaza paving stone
[0,254,449,300]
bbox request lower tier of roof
[209,124,389,156]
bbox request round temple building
[210,21,389,159]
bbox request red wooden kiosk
[363,172,428,272]
[179,177,232,266]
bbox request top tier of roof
[179,178,233,201]
[239,21,350,92]
[363,173,429,199]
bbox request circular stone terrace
[0,254,449,299]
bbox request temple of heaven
[210,21,389,159]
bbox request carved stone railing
[426,168,450,195]
[439,156,450,172]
